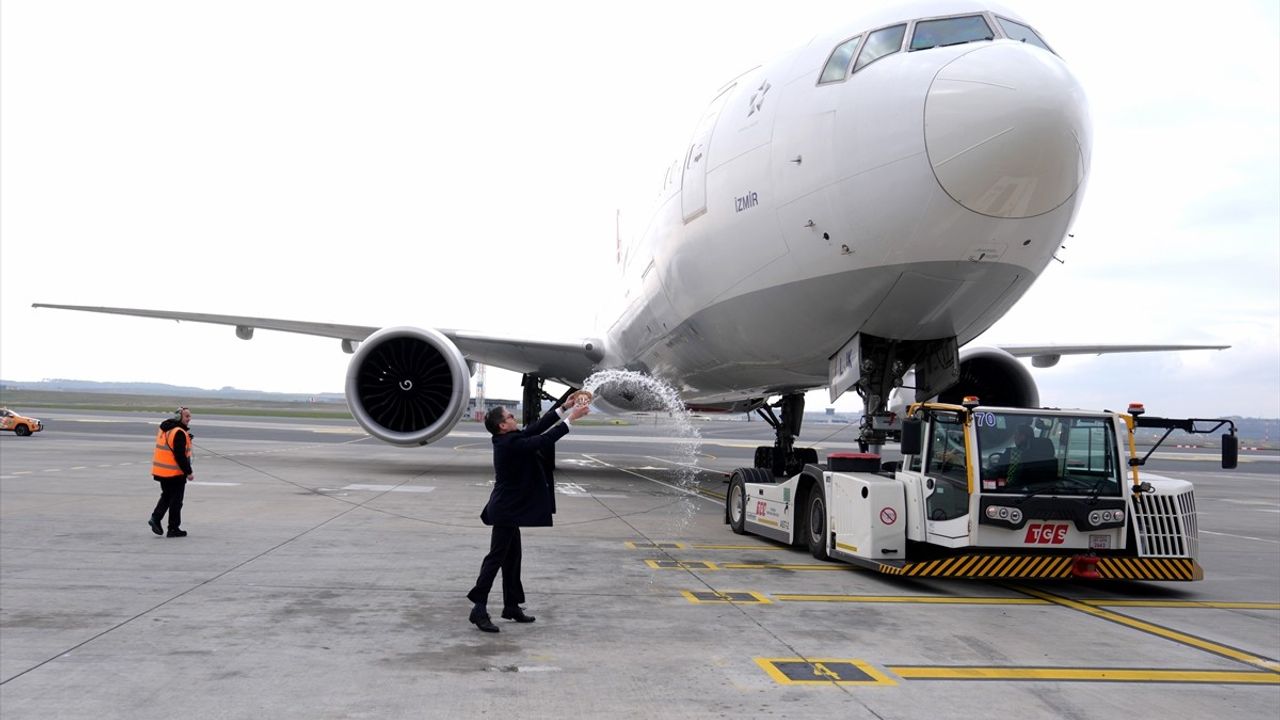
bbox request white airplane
[36,0,1223,474]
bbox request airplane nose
[924,43,1091,219]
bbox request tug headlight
[985,505,1022,524]
[1088,510,1124,526]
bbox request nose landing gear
[753,393,818,477]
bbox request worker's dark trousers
[467,525,524,610]
[151,476,186,531]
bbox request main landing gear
[753,393,818,478]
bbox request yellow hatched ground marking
[1012,585,1280,674]
[888,666,1280,684]
[644,559,718,570]
[755,658,897,686]
[624,541,686,549]
[680,590,772,605]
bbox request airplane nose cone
[924,43,1091,219]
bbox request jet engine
[344,326,471,446]
[890,346,1039,416]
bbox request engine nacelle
[344,326,470,446]
[890,346,1039,416]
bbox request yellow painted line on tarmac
[690,544,788,551]
[776,594,1048,605]
[719,562,856,572]
[1081,600,1280,610]
[888,666,1280,684]
[1013,585,1280,673]
[773,595,1280,609]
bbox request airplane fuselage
[606,0,1090,405]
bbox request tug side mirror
[1221,434,1238,470]
[901,419,923,456]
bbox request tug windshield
[975,412,1123,497]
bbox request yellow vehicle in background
[0,407,44,436]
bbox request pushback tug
[725,399,1237,581]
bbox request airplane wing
[31,303,604,386]
[996,343,1229,368]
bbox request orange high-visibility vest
[152,426,191,478]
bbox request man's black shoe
[148,517,163,536]
[469,608,499,633]
[166,529,188,538]
[501,607,535,623]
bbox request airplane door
[681,85,735,223]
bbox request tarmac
[1,410,1278,719]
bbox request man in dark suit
[466,390,592,632]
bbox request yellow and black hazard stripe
[1095,557,1203,581]
[876,554,1202,581]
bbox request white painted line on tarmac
[1202,530,1280,545]
[552,482,627,499]
[342,483,435,493]
[644,455,730,476]
[583,453,719,506]
[1219,499,1280,508]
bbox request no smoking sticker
[880,507,897,525]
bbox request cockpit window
[995,16,1053,53]
[852,23,906,73]
[909,14,994,51]
[819,36,861,84]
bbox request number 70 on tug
[725,399,1239,581]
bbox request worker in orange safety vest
[149,407,194,537]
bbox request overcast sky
[2,0,1277,419]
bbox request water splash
[581,369,704,529]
